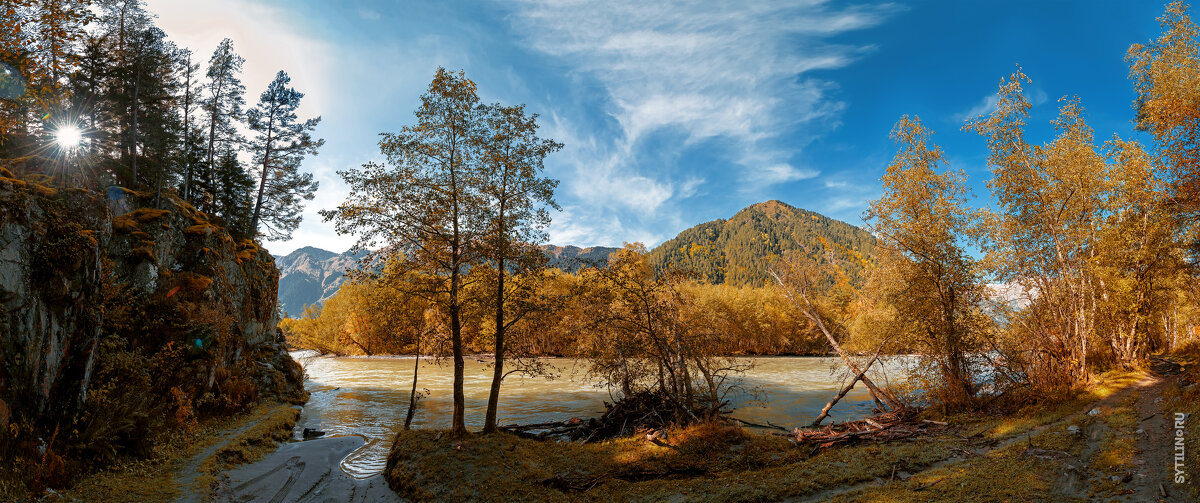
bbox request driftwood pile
[789,406,941,452]
[499,391,721,443]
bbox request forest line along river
[287,351,911,478]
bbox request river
[289,352,908,478]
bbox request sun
[55,125,82,149]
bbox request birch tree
[865,115,985,407]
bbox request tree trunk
[130,64,140,186]
[251,100,275,235]
[813,354,879,426]
[484,255,505,433]
[182,53,195,202]
[771,268,903,411]
[448,131,467,436]
[404,335,421,430]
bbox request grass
[387,424,960,502]
[385,370,1149,503]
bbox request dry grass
[386,370,1149,503]
[53,403,298,503]
[387,422,959,502]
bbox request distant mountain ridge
[647,200,876,287]
[541,245,621,273]
[275,201,876,316]
[274,246,365,317]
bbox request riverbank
[37,351,1195,502]
[27,402,300,503]
[382,365,1195,502]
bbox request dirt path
[206,435,402,503]
[175,408,298,503]
[1121,357,1185,502]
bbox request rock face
[0,182,109,419]
[0,173,302,438]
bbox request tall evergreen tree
[200,38,245,211]
[176,47,201,202]
[212,147,253,235]
[246,70,322,241]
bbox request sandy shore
[209,435,403,502]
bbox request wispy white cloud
[746,163,820,187]
[508,1,893,173]
[357,8,381,20]
[508,0,897,244]
[956,86,1050,122]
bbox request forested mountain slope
[647,200,876,286]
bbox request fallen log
[811,349,883,427]
[791,406,922,451]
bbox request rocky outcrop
[0,179,109,419]
[0,171,303,449]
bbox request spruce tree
[201,38,245,212]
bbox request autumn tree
[246,70,322,241]
[1128,1,1200,257]
[477,103,561,433]
[578,244,746,425]
[770,251,905,412]
[865,116,986,407]
[967,71,1110,387]
[323,67,487,435]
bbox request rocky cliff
[0,169,304,488]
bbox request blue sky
[145,0,1168,255]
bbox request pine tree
[212,148,253,236]
[176,47,201,202]
[246,70,322,241]
[200,38,245,212]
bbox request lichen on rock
[0,174,306,494]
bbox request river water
[289,352,907,478]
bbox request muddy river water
[289,352,908,477]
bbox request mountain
[542,245,621,273]
[647,200,876,287]
[275,201,874,314]
[275,246,365,317]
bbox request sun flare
[54,125,82,149]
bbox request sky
[143,0,1168,256]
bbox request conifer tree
[201,38,245,211]
[246,70,322,241]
